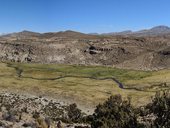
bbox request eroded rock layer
[0,30,169,70]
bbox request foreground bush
[67,103,83,123]
[145,91,170,128]
[89,91,170,128]
[90,95,142,128]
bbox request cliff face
[0,31,169,70]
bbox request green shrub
[146,91,170,128]
[91,95,142,128]
[67,103,83,123]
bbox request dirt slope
[0,30,169,70]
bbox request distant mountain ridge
[1,30,41,39]
[1,25,170,38]
[102,30,133,36]
[133,26,170,36]
[0,30,96,40]
[0,25,169,70]
[97,25,170,36]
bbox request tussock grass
[0,62,169,111]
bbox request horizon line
[0,25,169,35]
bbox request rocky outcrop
[0,92,90,128]
[0,42,35,63]
[0,30,169,70]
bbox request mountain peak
[150,25,170,31]
[21,30,33,33]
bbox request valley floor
[0,62,170,114]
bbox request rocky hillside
[0,92,90,128]
[0,28,169,70]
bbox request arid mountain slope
[0,29,169,70]
[102,25,170,36]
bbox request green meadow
[0,62,169,111]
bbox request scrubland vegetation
[0,91,169,128]
[0,62,169,108]
[0,62,169,127]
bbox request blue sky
[0,0,169,33]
